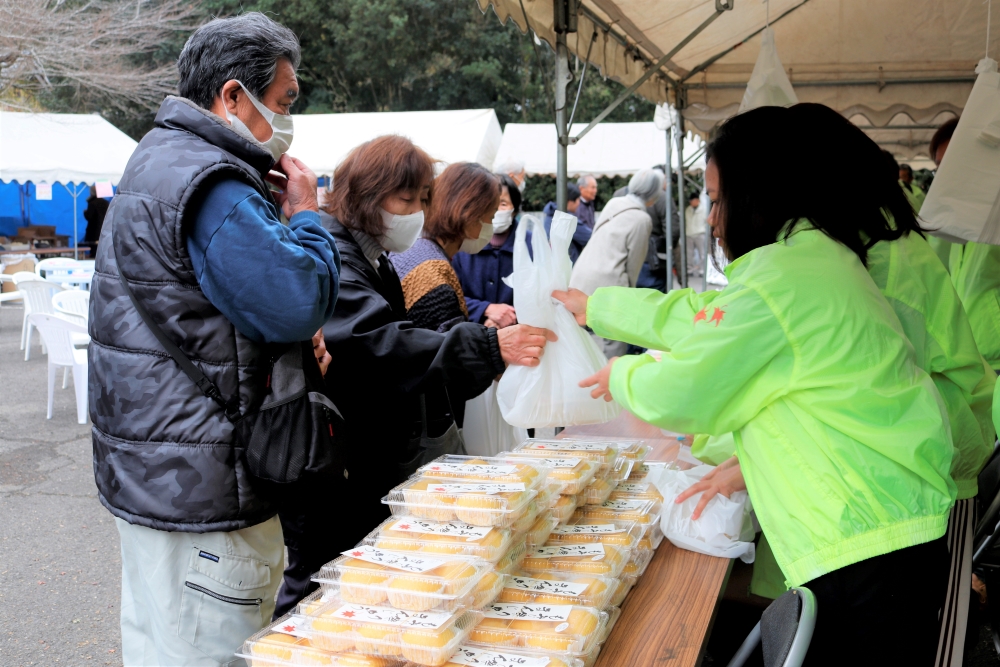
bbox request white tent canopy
[291,109,503,175]
[0,111,138,184]
[478,0,997,159]
[496,122,705,177]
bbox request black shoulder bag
[113,244,344,484]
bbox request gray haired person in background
[569,168,663,357]
[496,157,527,193]
[88,13,340,666]
[575,174,598,231]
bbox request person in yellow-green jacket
[555,106,954,667]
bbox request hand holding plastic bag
[660,464,755,562]
[497,212,621,427]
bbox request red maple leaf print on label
[282,625,296,633]
[709,307,726,326]
[693,308,708,323]
[351,551,364,557]
[341,610,355,618]
[398,525,411,530]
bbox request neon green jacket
[588,225,955,586]
[901,180,926,213]
[950,241,1000,371]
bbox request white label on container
[341,545,445,573]
[450,646,551,666]
[388,519,493,541]
[506,575,590,597]
[530,543,606,559]
[427,483,525,494]
[551,523,622,535]
[526,441,608,452]
[534,457,582,468]
[272,614,310,638]
[423,462,517,476]
[327,604,451,629]
[484,602,573,622]
[616,482,651,494]
[601,499,646,511]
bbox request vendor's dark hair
[177,13,301,109]
[707,104,919,266]
[930,118,959,162]
[567,183,581,202]
[426,163,501,246]
[498,174,522,213]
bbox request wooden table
[0,246,89,258]
[560,412,733,667]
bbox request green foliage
[521,175,629,212]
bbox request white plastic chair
[52,290,90,327]
[13,272,65,359]
[0,274,21,305]
[27,313,89,424]
[35,257,80,279]
[37,257,91,289]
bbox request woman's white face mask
[460,221,494,254]
[379,208,425,253]
[492,208,514,234]
[226,81,294,161]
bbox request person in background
[496,158,527,193]
[89,14,341,666]
[926,119,959,269]
[685,193,707,277]
[618,169,675,292]
[576,174,598,232]
[899,163,926,212]
[452,173,521,328]
[542,183,587,262]
[569,168,661,358]
[556,105,955,666]
[274,136,554,614]
[82,185,109,252]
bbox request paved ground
[0,303,123,666]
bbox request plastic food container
[573,498,662,533]
[418,456,550,487]
[521,511,558,550]
[609,480,664,503]
[313,548,495,613]
[366,516,516,563]
[301,591,482,666]
[637,524,665,552]
[499,571,618,610]
[519,542,632,579]
[609,578,631,607]
[503,453,601,495]
[550,494,581,523]
[626,461,670,486]
[411,645,592,667]
[622,546,654,580]
[385,478,539,528]
[239,613,407,667]
[513,440,618,468]
[467,603,608,656]
[546,517,643,550]
[581,472,616,506]
[561,436,651,462]
[494,540,528,575]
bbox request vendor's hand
[579,358,617,402]
[265,154,319,218]
[484,303,517,328]
[312,329,331,377]
[674,461,746,520]
[498,324,557,367]
[552,289,589,326]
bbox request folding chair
[727,587,817,667]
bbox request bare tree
[0,0,196,113]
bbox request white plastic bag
[659,465,755,562]
[463,381,528,457]
[921,58,1000,245]
[497,212,622,428]
[738,26,798,113]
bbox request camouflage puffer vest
[89,96,277,532]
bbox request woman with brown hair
[274,136,555,615]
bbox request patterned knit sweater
[390,237,469,333]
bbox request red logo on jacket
[694,307,726,326]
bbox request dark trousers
[802,536,949,666]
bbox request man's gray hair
[627,168,665,202]
[576,174,596,188]
[177,12,301,109]
[495,158,525,176]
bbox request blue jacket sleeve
[186,179,340,343]
[451,253,490,324]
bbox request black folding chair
[727,587,817,667]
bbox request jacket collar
[154,96,275,176]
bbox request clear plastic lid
[626,461,671,486]
[580,473,617,506]
[413,644,588,667]
[418,456,551,488]
[495,540,528,575]
[384,477,539,528]
[550,493,581,523]
[521,511,558,550]
[573,498,662,531]
[637,523,665,552]
[502,452,601,496]
[467,603,608,657]
[622,546,654,580]
[609,480,664,503]
[313,549,493,614]
[546,517,643,551]
[499,570,618,610]
[609,577,632,608]
[238,613,408,667]
[562,436,652,463]
[301,590,482,665]
[365,516,515,563]
[520,542,633,579]
[513,440,618,467]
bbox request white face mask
[379,207,425,253]
[460,222,494,255]
[517,179,527,193]
[225,81,294,161]
[492,208,514,234]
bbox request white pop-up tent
[0,111,138,184]
[291,108,503,175]
[495,122,706,177]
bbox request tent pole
[675,96,688,289]
[555,30,570,211]
[664,127,674,294]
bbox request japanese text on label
[388,519,493,540]
[427,483,525,494]
[484,603,573,622]
[450,646,551,666]
[423,463,517,476]
[506,575,590,597]
[551,523,622,535]
[530,543,606,559]
[341,545,445,573]
[327,604,451,629]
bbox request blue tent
[0,181,108,242]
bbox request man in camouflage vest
[89,13,340,666]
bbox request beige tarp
[477,0,996,158]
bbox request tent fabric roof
[0,111,138,184]
[290,108,503,175]
[478,0,996,158]
[495,122,705,177]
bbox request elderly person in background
[576,174,598,232]
[89,13,341,666]
[453,174,522,328]
[685,193,707,277]
[496,158,527,194]
[570,168,662,357]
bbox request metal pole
[664,128,674,294]
[675,104,687,288]
[555,32,570,211]
[704,200,711,292]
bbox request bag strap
[113,242,241,422]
